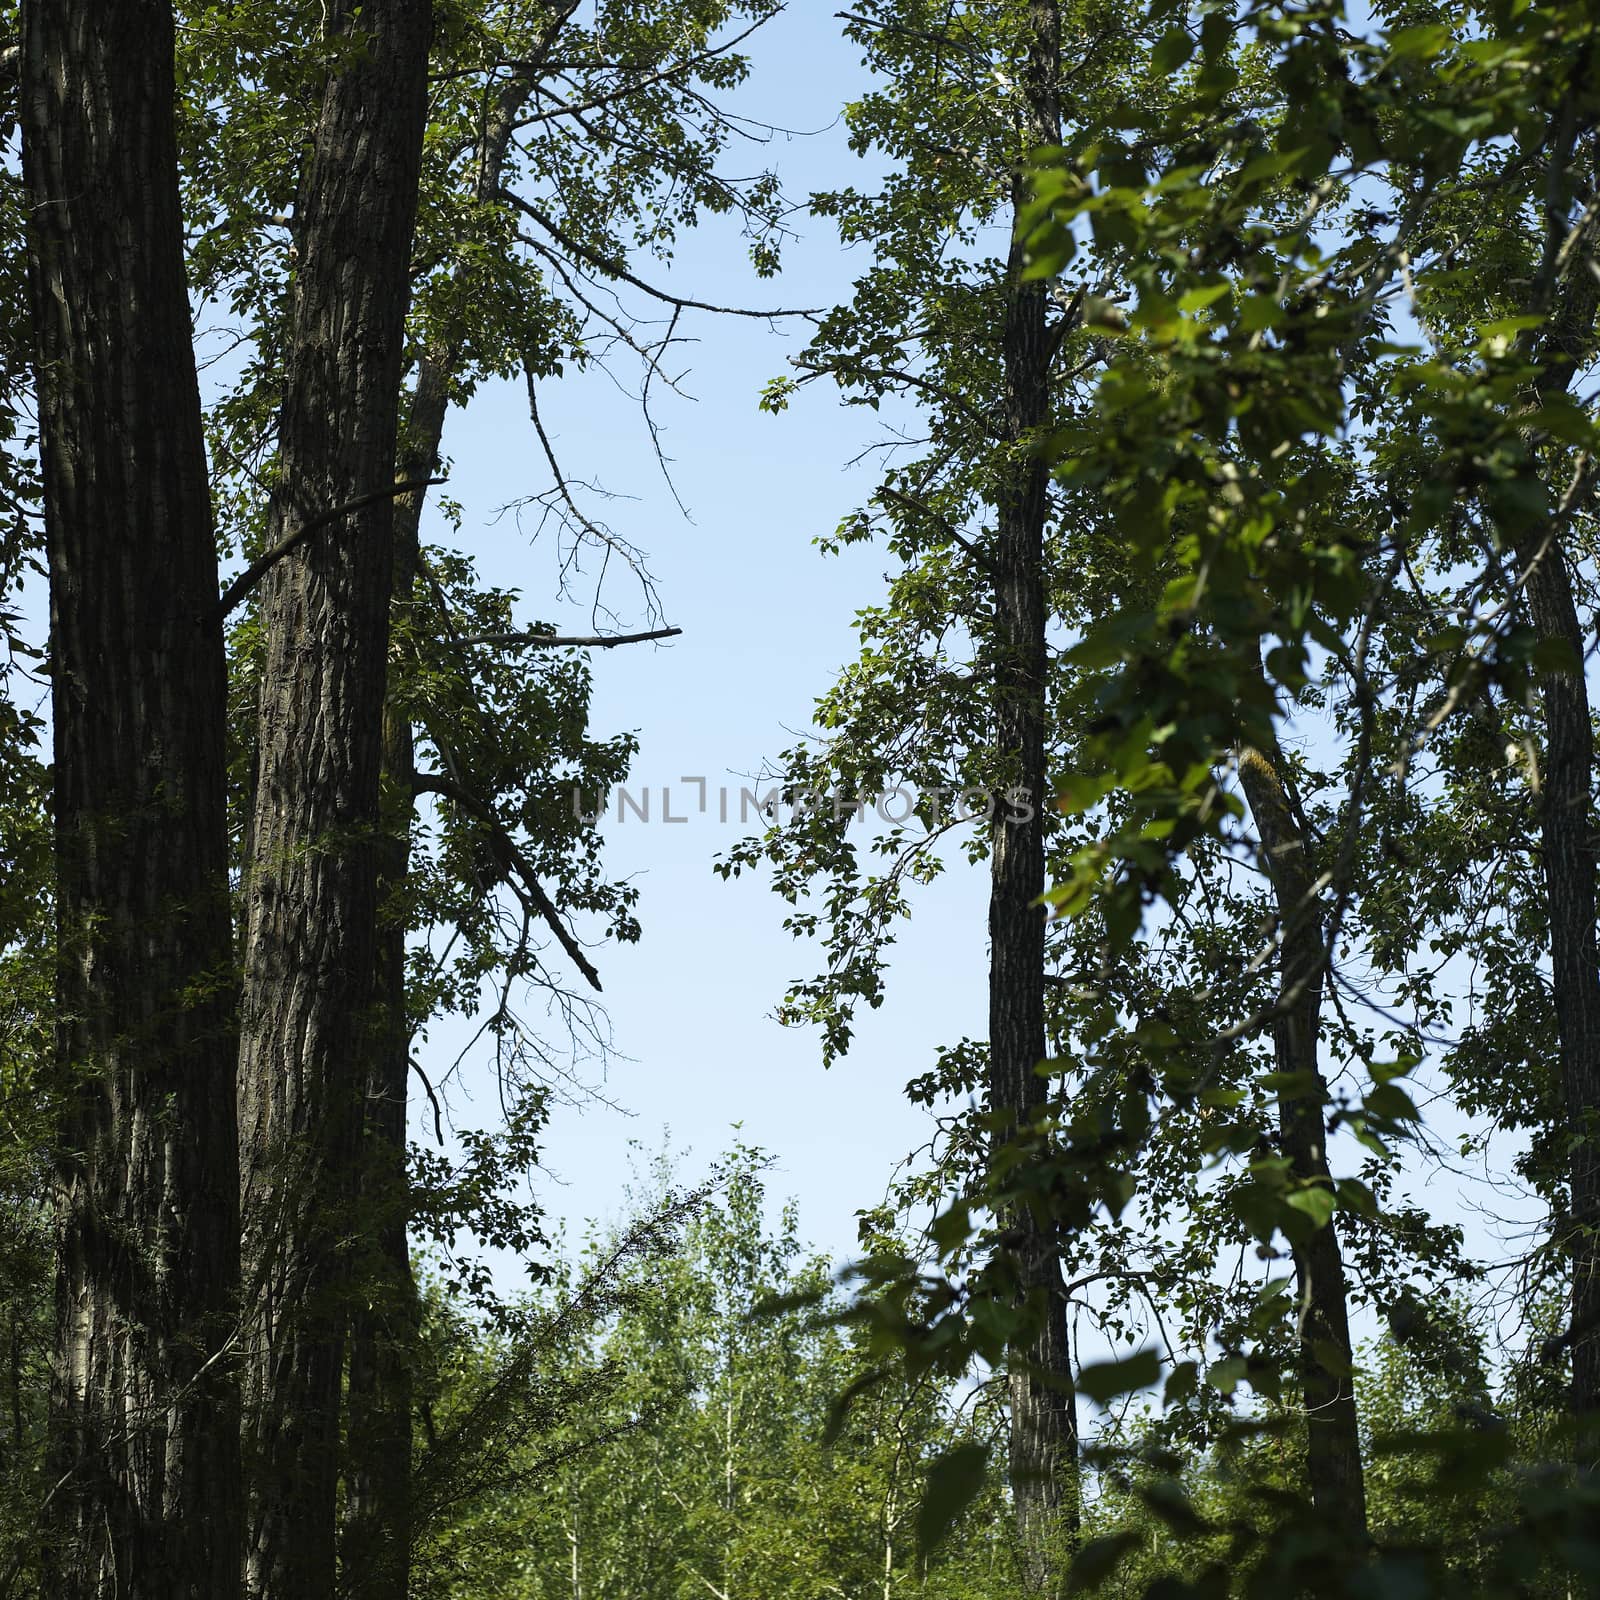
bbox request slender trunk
[339,65,540,1594]
[237,6,432,1597]
[338,381,437,1600]
[1519,183,1600,1458]
[20,4,241,1595]
[1236,726,1367,1540]
[1517,538,1600,1458]
[991,3,1075,1587]
[339,547,420,1599]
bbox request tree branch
[212,477,446,621]
[790,354,995,432]
[877,485,999,577]
[500,189,820,319]
[459,625,683,649]
[411,769,603,993]
[507,13,771,130]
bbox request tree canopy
[5,0,1600,1597]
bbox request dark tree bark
[1237,727,1367,1542]
[19,4,241,1596]
[1516,175,1600,1460]
[1518,541,1600,1457]
[339,57,547,1595]
[338,485,423,1600]
[1518,541,1600,1468]
[991,2,1077,1587]
[236,5,432,1596]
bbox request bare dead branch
[459,626,683,649]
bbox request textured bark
[1519,190,1600,1459]
[1236,731,1367,1542]
[991,2,1076,1587]
[339,64,539,1595]
[1510,544,1600,1459]
[338,393,435,1600]
[236,5,432,1597]
[1516,528,1600,1459]
[20,4,241,1596]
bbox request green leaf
[1207,1355,1249,1395]
[1285,1184,1336,1230]
[1476,313,1544,343]
[1177,281,1230,314]
[1164,1359,1200,1405]
[1336,1178,1378,1217]
[929,1200,972,1255]
[1065,630,1125,669]
[1312,1337,1353,1379]
[822,1365,892,1448]
[1239,294,1283,332]
[1068,1532,1141,1593]
[1265,642,1307,688]
[1422,625,1467,655]
[1152,26,1196,75]
[1388,23,1451,58]
[1078,1346,1162,1405]
[1237,147,1308,187]
[1138,1476,1209,1534]
[916,1442,990,1555]
[1365,1082,1421,1123]
[1369,1055,1419,1084]
[1532,637,1580,676]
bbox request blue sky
[422,5,996,1266]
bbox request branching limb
[522,373,656,610]
[212,477,446,621]
[508,12,771,130]
[789,354,995,433]
[412,768,603,994]
[877,485,999,577]
[501,189,821,319]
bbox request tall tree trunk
[236,4,432,1596]
[1518,542,1600,1461]
[1237,723,1367,1541]
[338,371,443,1597]
[1518,175,1600,1459]
[339,490,422,1600]
[339,59,546,1594]
[20,4,241,1596]
[1519,523,1600,1472]
[991,2,1076,1587]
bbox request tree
[729,4,1155,1578]
[19,2,242,1594]
[755,0,1600,1583]
[1000,0,1600,1582]
[987,9,1079,1581]
[1234,718,1366,1538]
[232,6,433,1597]
[412,1155,1015,1600]
[175,3,794,1591]
[0,518,54,1600]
